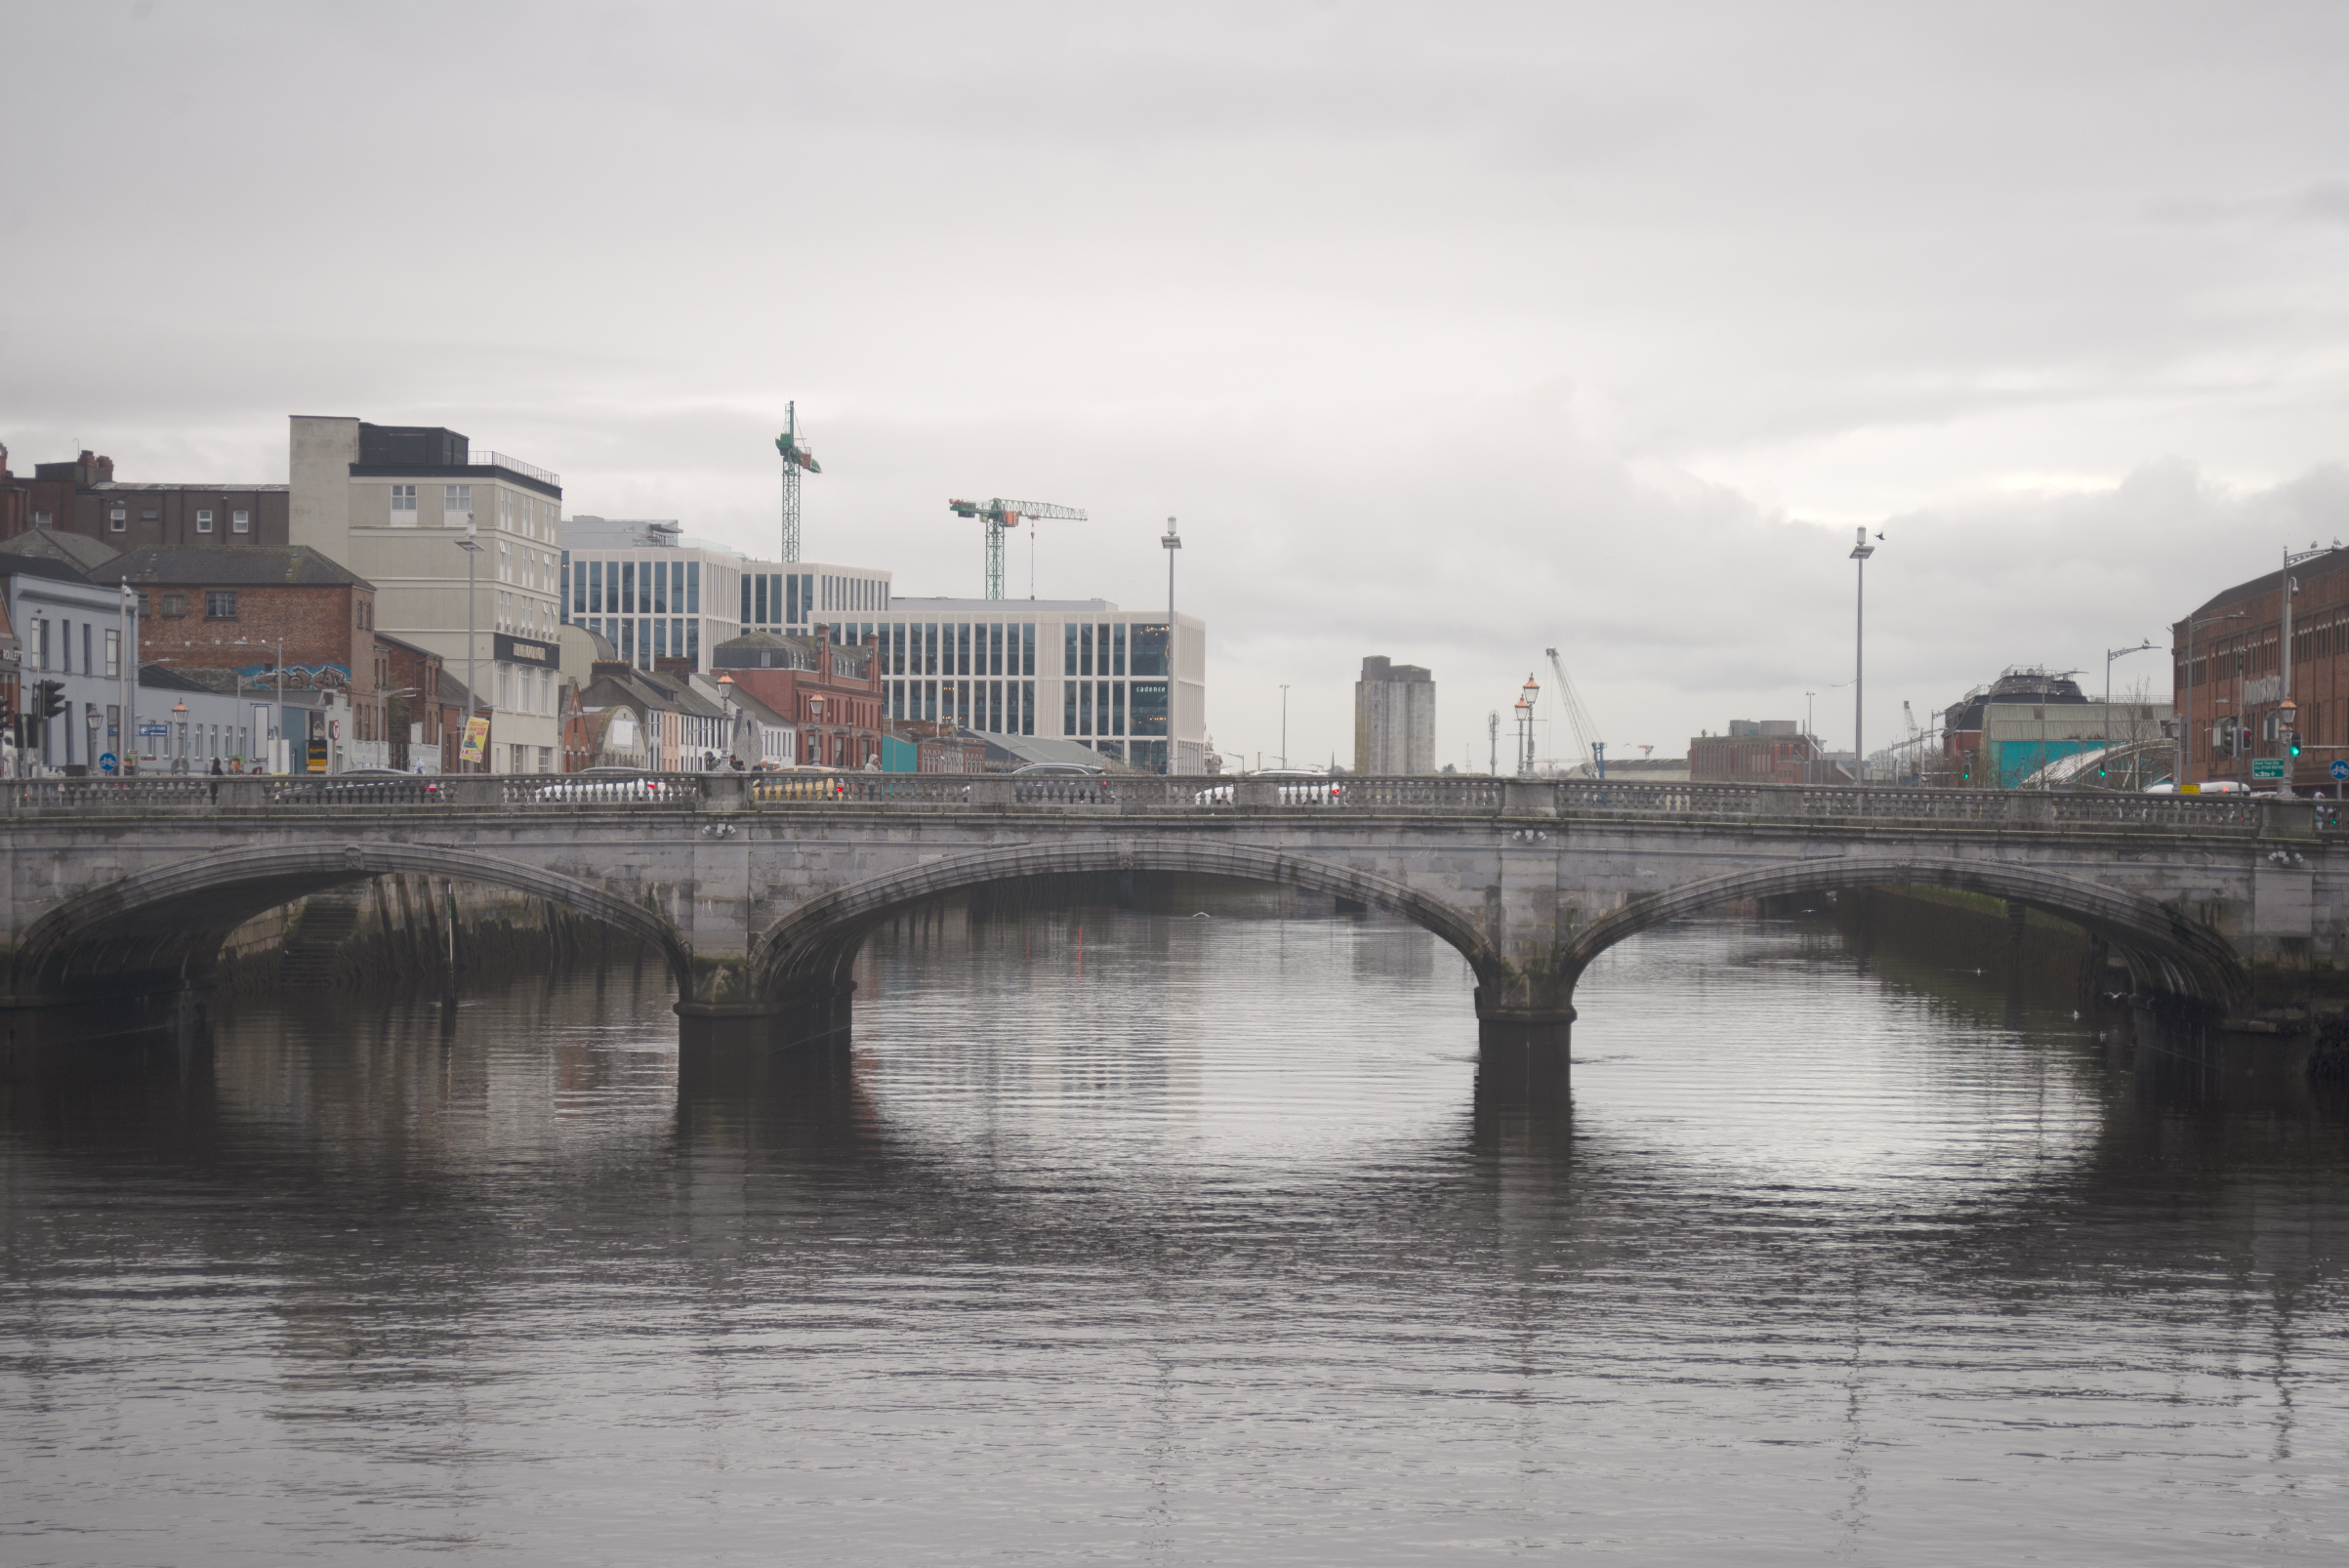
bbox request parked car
[532,767,675,804]
[268,767,444,804]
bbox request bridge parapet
[0,773,2305,835]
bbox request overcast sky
[5,1,2345,769]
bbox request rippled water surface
[6,901,2349,1564]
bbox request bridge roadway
[0,772,2336,1074]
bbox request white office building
[560,516,891,674]
[873,598,1206,773]
[289,418,564,772]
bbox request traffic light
[34,680,64,722]
[2289,731,2304,758]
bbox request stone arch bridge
[0,772,2334,1072]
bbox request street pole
[2104,640,2156,779]
[1804,690,1815,784]
[1162,516,1180,775]
[117,583,136,775]
[1849,527,1875,784]
[457,525,483,773]
[1279,684,1288,769]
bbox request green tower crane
[775,402,821,563]
[947,496,1087,599]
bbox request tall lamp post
[116,583,137,775]
[2179,610,2246,790]
[2104,640,2158,779]
[1515,673,1541,776]
[1849,527,1875,783]
[454,528,483,773]
[1162,516,1180,775]
[1278,684,1289,769]
[171,699,189,774]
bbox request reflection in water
[5,903,2349,1564]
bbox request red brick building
[2,450,289,550]
[377,633,446,771]
[2175,548,2349,791]
[1689,720,1824,784]
[712,628,885,767]
[90,547,387,761]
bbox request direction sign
[99,753,117,774]
[2332,761,2348,781]
[2251,758,2288,780]
[140,724,170,737]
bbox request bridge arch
[750,838,1509,1007]
[1561,852,2246,1009]
[10,842,694,1003]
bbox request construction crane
[774,402,820,563]
[1543,646,1608,778]
[947,496,1087,599]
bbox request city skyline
[4,2,2344,769]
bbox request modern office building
[875,597,1205,773]
[289,417,564,773]
[1353,656,1435,775]
[559,516,891,674]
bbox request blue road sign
[2329,760,2346,781]
[99,753,118,773]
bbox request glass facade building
[880,598,1206,772]
[558,532,891,676]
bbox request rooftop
[92,547,373,590]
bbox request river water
[5,894,2348,1564]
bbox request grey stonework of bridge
[1,772,2338,1077]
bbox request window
[104,629,120,679]
[160,594,186,619]
[391,485,417,525]
[445,484,473,526]
[196,509,214,534]
[108,506,127,533]
[1132,624,1169,678]
[205,591,237,619]
[82,623,92,675]
[232,509,250,535]
[30,509,51,528]
[357,599,372,631]
[1113,624,1127,677]
[142,508,157,521]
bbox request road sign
[140,724,170,737]
[2332,761,2348,781]
[99,753,117,774]
[2251,758,2287,780]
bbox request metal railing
[470,450,561,487]
[0,772,2301,835]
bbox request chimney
[654,656,691,676]
[93,454,115,483]
[591,659,633,681]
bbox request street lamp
[1279,683,1289,769]
[1516,673,1541,776]
[116,582,137,776]
[2179,610,2246,790]
[2104,640,2159,780]
[1849,526,1876,784]
[1162,516,1180,776]
[171,699,189,774]
[454,530,484,773]
[85,706,103,774]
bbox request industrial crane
[947,496,1088,599]
[774,402,821,563]
[1543,646,1608,778]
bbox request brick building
[711,628,885,767]
[377,633,445,771]
[90,547,388,767]
[2174,548,2349,791]
[1,449,289,550]
[1689,719,1826,784]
